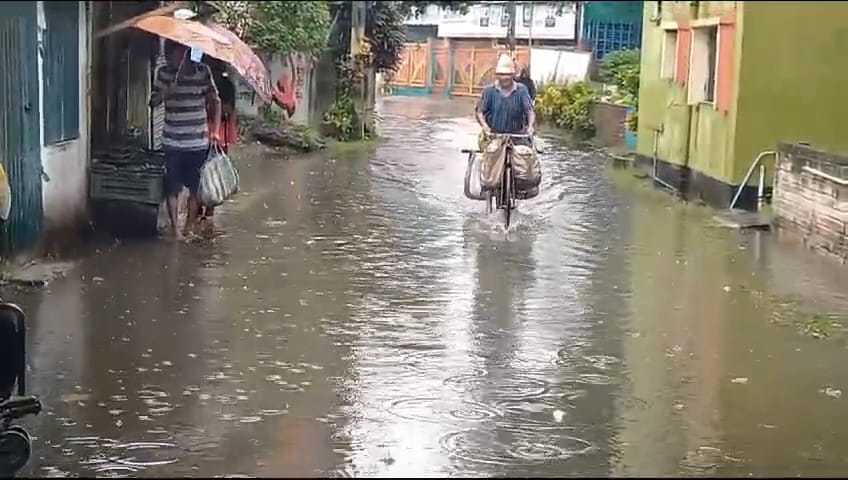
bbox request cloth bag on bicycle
[480,137,507,191]
[512,142,542,195]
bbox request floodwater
[8,97,848,477]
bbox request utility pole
[505,2,517,55]
[349,0,367,139]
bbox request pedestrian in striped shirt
[149,40,221,241]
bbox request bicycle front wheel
[503,166,513,228]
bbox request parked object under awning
[96,13,272,103]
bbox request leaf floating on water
[731,377,749,384]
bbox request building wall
[235,51,315,126]
[433,2,578,41]
[37,1,90,237]
[405,2,577,42]
[635,1,744,207]
[733,1,848,187]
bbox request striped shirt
[152,63,219,152]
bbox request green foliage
[321,1,475,140]
[600,49,641,130]
[213,1,331,56]
[600,49,640,87]
[536,82,600,135]
[259,104,284,125]
[367,2,408,74]
[322,94,358,141]
[627,110,638,132]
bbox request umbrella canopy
[206,23,272,102]
[98,13,271,102]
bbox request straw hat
[495,54,516,75]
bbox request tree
[213,1,332,57]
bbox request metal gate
[0,3,43,255]
[582,20,642,60]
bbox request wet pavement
[8,96,848,477]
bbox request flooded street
[9,97,848,477]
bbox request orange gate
[451,46,529,97]
[390,43,530,97]
[392,43,429,89]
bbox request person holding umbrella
[150,40,222,241]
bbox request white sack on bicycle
[199,146,240,207]
[512,144,542,192]
[464,152,487,201]
[480,138,507,190]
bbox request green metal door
[0,2,43,255]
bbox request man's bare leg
[166,193,184,241]
[184,193,201,238]
[201,205,216,234]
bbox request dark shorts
[164,148,208,196]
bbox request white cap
[495,54,516,75]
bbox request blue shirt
[477,82,533,134]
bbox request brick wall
[773,143,848,262]
[591,101,628,148]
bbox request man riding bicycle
[475,54,536,148]
[468,54,542,226]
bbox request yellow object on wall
[0,163,11,221]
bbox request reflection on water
[6,96,848,477]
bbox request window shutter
[43,2,80,145]
[715,22,736,114]
[675,27,691,85]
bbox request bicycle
[0,302,42,478]
[462,133,533,229]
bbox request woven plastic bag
[512,144,542,192]
[198,146,239,207]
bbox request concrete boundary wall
[774,143,848,262]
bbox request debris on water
[796,314,839,339]
[731,377,749,384]
[820,386,842,399]
[61,393,91,403]
[552,409,566,423]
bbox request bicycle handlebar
[0,396,41,423]
[490,133,533,138]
